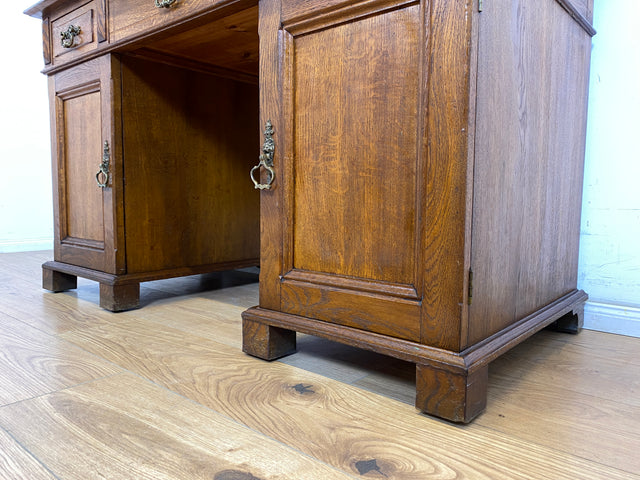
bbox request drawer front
[109,0,229,43]
[51,1,100,65]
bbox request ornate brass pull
[155,0,177,7]
[96,141,110,188]
[250,121,275,190]
[60,25,81,48]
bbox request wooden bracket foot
[99,283,140,312]
[42,266,77,292]
[416,364,488,423]
[242,314,297,360]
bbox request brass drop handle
[96,141,110,188]
[60,25,81,48]
[155,0,177,7]
[250,121,275,190]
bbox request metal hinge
[479,0,483,12]
[468,269,474,305]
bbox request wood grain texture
[555,0,596,34]
[0,428,57,480]
[256,0,282,311]
[47,51,260,308]
[0,312,121,406]
[416,362,488,423]
[51,55,123,275]
[288,4,420,285]
[419,0,476,351]
[120,56,259,274]
[280,280,421,342]
[109,0,246,43]
[141,5,259,77]
[50,1,99,65]
[469,0,593,345]
[242,317,297,360]
[0,251,638,479]
[57,314,636,480]
[0,373,352,480]
[42,17,51,65]
[96,0,106,42]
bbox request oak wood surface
[0,311,122,406]
[0,428,57,480]
[256,0,282,312]
[120,55,259,274]
[288,4,419,285]
[0,374,352,480]
[250,0,594,421]
[420,0,476,352]
[57,314,635,480]
[0,252,638,479]
[139,5,259,77]
[50,55,123,274]
[109,0,245,43]
[45,50,260,308]
[469,0,592,345]
[50,0,99,64]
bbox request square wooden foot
[42,267,77,292]
[416,363,488,423]
[99,283,140,312]
[242,316,297,360]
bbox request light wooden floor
[0,251,638,480]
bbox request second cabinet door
[50,55,124,274]
[258,0,427,342]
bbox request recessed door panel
[52,55,121,274]
[62,91,105,244]
[290,4,420,286]
[269,1,425,341]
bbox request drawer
[51,1,101,65]
[109,0,232,44]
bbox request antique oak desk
[27,0,595,422]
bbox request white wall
[0,1,53,252]
[578,0,640,337]
[1,1,639,336]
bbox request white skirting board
[584,301,640,338]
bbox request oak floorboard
[336,330,640,472]
[537,328,640,366]
[0,311,122,406]
[2,252,639,479]
[0,251,51,284]
[489,332,640,407]
[274,333,640,475]
[0,427,57,480]
[0,373,353,480]
[125,292,254,349]
[0,258,258,341]
[482,378,640,473]
[59,317,637,479]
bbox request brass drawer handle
[250,121,275,190]
[96,141,110,188]
[60,25,81,48]
[155,0,177,7]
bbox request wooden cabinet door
[259,0,427,342]
[50,55,124,274]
